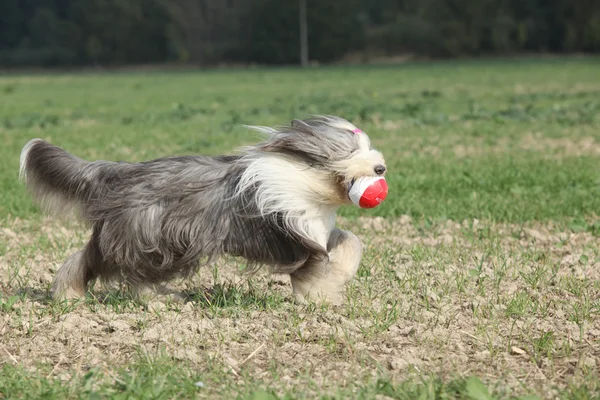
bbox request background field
[1,57,599,399]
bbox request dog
[19,115,387,305]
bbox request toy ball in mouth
[348,176,388,209]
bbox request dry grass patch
[1,216,598,398]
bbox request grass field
[1,57,599,399]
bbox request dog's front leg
[290,229,363,305]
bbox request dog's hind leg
[290,229,363,305]
[51,229,102,302]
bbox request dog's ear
[291,119,308,128]
[258,132,326,165]
[291,119,313,132]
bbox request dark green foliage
[0,0,598,67]
[248,0,366,65]
[367,0,600,57]
[0,0,170,67]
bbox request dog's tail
[19,139,114,219]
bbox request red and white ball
[348,176,388,209]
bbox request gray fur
[245,115,360,167]
[19,116,370,299]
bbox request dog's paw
[51,286,87,303]
[292,285,344,306]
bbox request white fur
[308,117,387,183]
[19,138,43,181]
[236,153,341,248]
[329,143,386,185]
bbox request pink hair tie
[351,128,362,134]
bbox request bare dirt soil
[1,216,599,397]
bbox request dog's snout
[374,165,386,175]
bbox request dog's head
[249,116,387,202]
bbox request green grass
[0,361,546,400]
[2,57,600,222]
[1,57,600,399]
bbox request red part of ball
[359,178,388,208]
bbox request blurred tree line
[1,0,599,67]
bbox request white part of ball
[348,176,385,207]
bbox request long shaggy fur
[19,115,387,302]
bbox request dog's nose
[374,165,386,175]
